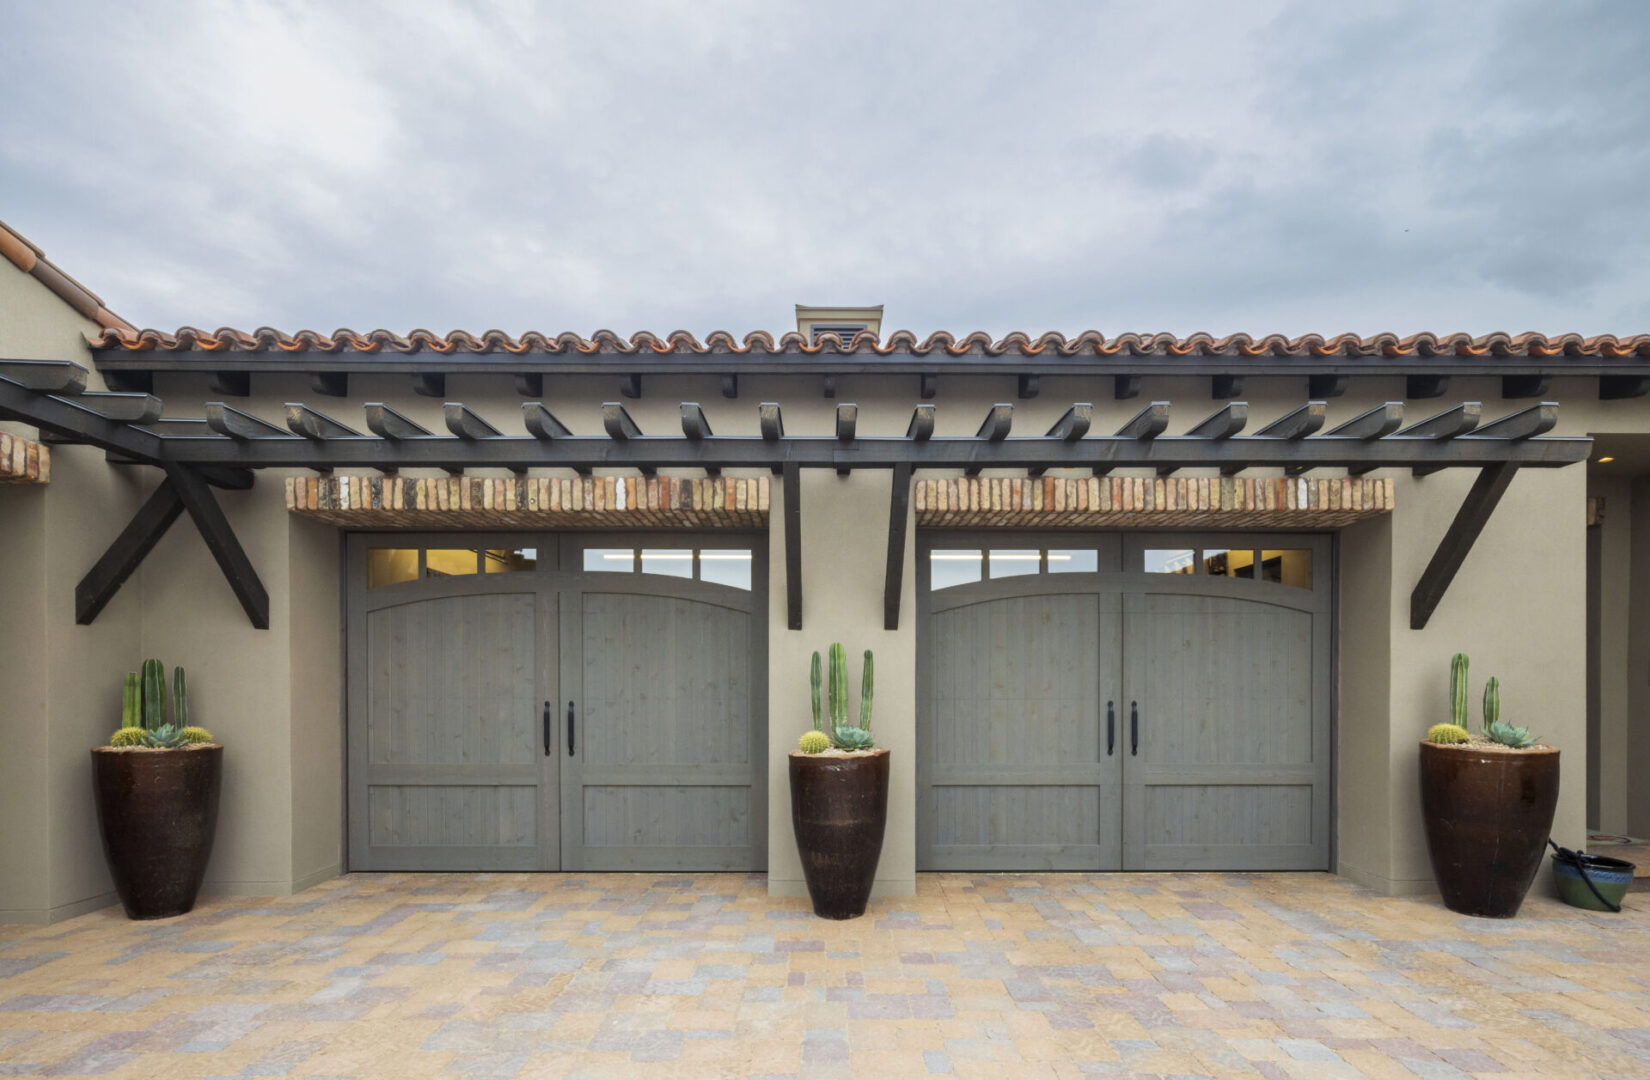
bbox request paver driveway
[1,872,1647,1078]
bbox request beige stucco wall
[1589,474,1630,834]
[0,260,147,923]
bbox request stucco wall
[0,259,145,924]
[1589,474,1630,834]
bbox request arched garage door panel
[1124,591,1326,870]
[357,585,546,871]
[562,586,759,871]
[927,591,1121,870]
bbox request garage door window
[582,546,752,589]
[1142,546,1310,589]
[931,548,1103,588]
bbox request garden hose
[1547,838,1623,913]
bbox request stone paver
[1,872,1647,1078]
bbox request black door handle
[1106,701,1115,756]
[1131,701,1139,756]
[566,700,576,756]
[542,701,550,756]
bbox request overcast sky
[4,1,1647,338]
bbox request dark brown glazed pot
[789,748,890,920]
[1418,741,1559,918]
[91,745,223,920]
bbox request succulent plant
[141,724,189,749]
[110,726,146,748]
[179,726,214,745]
[859,650,874,732]
[833,726,875,751]
[1427,723,1471,745]
[1449,653,1469,730]
[798,730,829,754]
[1487,720,1537,749]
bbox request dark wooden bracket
[412,373,446,398]
[310,372,348,397]
[209,371,251,397]
[721,374,738,399]
[884,462,912,631]
[1114,374,1141,400]
[1502,374,1551,399]
[514,373,543,397]
[1308,374,1349,398]
[1212,374,1244,399]
[1407,374,1450,399]
[1599,375,1650,400]
[783,462,802,630]
[920,373,937,400]
[164,463,270,629]
[75,481,186,625]
[1017,374,1040,399]
[620,373,642,399]
[1410,463,1518,630]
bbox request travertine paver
[1,872,1648,1078]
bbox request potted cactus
[1419,652,1559,918]
[789,644,889,919]
[90,659,223,919]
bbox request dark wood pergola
[0,357,1593,636]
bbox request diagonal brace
[165,463,270,629]
[884,463,912,631]
[1410,463,1518,630]
[75,480,186,625]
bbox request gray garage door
[347,533,766,872]
[917,532,1331,872]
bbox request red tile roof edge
[85,326,1650,358]
[0,219,133,333]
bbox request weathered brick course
[287,474,768,527]
[0,432,48,483]
[916,474,1392,528]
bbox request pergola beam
[783,462,802,631]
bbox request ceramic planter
[91,744,223,919]
[789,748,889,919]
[1418,741,1559,918]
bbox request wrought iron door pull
[1131,701,1139,756]
[1106,701,1115,756]
[567,701,576,756]
[542,701,551,756]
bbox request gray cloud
[3,0,1647,336]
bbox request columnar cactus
[1449,653,1469,729]
[1482,675,1499,732]
[121,672,140,729]
[810,651,823,732]
[859,650,874,732]
[141,658,166,730]
[828,642,848,729]
[173,666,188,730]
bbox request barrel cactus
[110,726,146,748]
[1427,723,1471,745]
[179,726,215,745]
[798,730,829,754]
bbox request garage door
[346,533,767,872]
[917,533,1330,872]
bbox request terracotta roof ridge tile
[83,326,1650,359]
[0,218,133,332]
